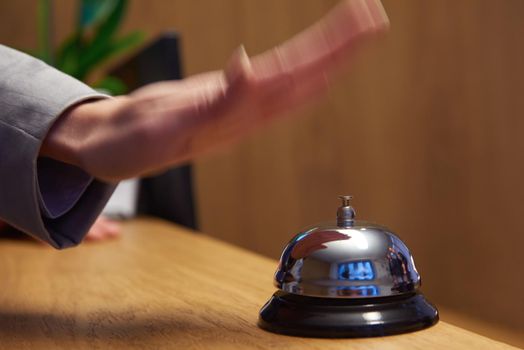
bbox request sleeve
[0,44,116,249]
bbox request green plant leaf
[34,0,144,83]
[37,0,53,64]
[76,30,144,80]
[79,0,118,29]
[88,0,127,52]
[93,75,128,95]
[55,32,83,77]
[75,0,130,80]
[108,31,144,56]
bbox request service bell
[258,196,438,337]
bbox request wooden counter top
[0,218,518,349]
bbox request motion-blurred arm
[41,0,389,182]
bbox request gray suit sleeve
[0,44,116,249]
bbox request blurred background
[0,0,523,347]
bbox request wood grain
[0,218,518,349]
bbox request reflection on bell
[258,196,438,338]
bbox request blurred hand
[0,216,121,242]
[82,216,122,242]
[41,0,389,182]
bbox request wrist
[40,98,109,169]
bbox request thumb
[225,45,255,88]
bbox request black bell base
[258,291,438,338]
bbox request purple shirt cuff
[37,157,94,219]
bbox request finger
[84,217,120,241]
[84,225,105,241]
[281,0,388,74]
[98,218,122,238]
[251,0,389,95]
[225,45,254,89]
[364,0,390,29]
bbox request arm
[0,44,115,248]
[41,0,389,183]
[0,0,387,248]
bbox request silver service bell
[258,196,438,338]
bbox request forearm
[40,73,231,182]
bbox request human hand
[41,0,389,182]
[0,216,120,242]
[82,216,122,242]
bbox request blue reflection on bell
[338,260,375,281]
[258,196,439,338]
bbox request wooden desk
[0,219,518,349]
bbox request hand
[0,216,121,242]
[83,216,122,242]
[41,0,389,182]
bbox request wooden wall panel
[0,0,523,345]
